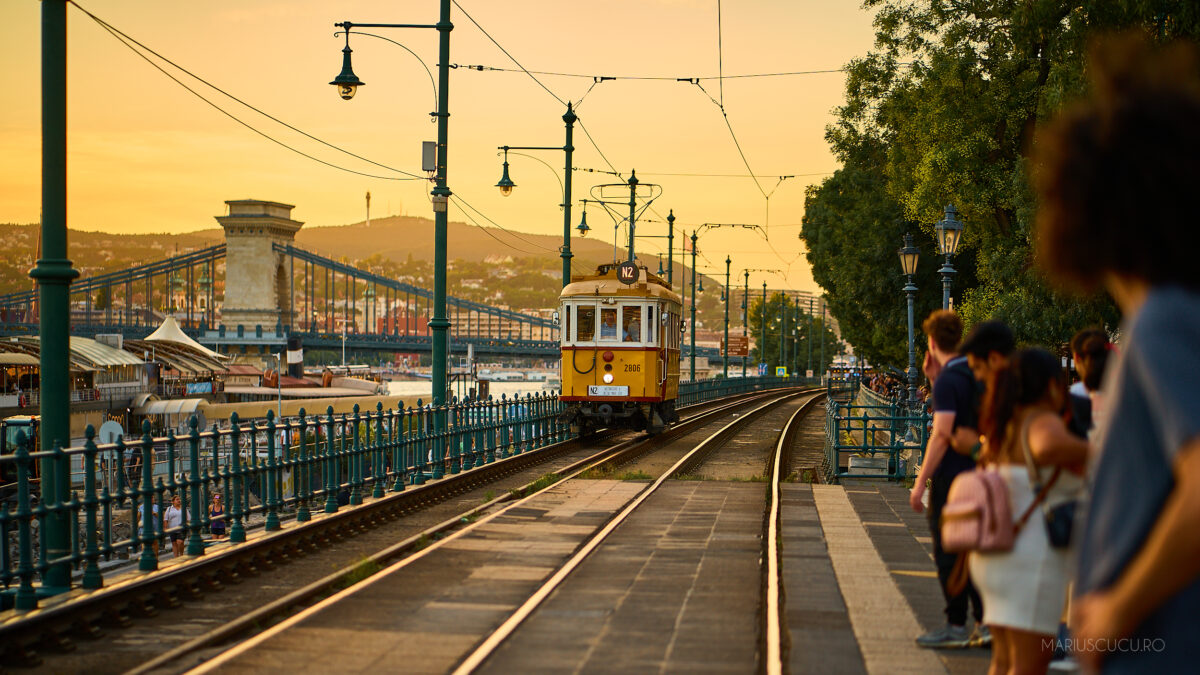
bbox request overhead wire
[449,64,846,80]
[68,1,425,181]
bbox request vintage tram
[558,262,682,434]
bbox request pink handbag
[941,469,1015,553]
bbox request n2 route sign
[616,261,639,285]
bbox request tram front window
[622,307,642,342]
[599,308,618,341]
[577,306,597,342]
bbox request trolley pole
[667,210,675,287]
[723,256,730,378]
[689,231,698,381]
[35,0,79,594]
[627,171,638,263]
[742,271,749,377]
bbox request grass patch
[511,472,562,498]
[728,474,770,483]
[338,556,382,589]
[613,470,654,481]
[483,490,495,503]
[672,473,709,481]
[412,534,432,551]
[579,465,615,479]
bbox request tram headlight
[603,373,614,384]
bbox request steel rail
[764,392,827,675]
[181,388,808,674]
[452,389,812,674]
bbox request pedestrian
[209,493,226,540]
[960,320,1016,390]
[1033,34,1200,672]
[909,309,987,648]
[164,493,186,557]
[970,348,1089,674]
[1069,328,1111,439]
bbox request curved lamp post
[934,204,963,310]
[898,232,920,406]
[493,102,577,286]
[331,6,453,477]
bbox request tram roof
[560,264,681,304]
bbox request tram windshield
[576,306,596,342]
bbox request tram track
[0,388,799,673]
[178,387,820,675]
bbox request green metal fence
[824,382,930,483]
[0,376,795,610]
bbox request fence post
[229,413,247,542]
[390,409,405,492]
[265,410,281,529]
[137,421,158,572]
[349,405,363,506]
[297,409,311,521]
[82,425,103,589]
[186,416,205,555]
[14,431,37,610]
[324,406,339,512]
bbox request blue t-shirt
[1077,286,1200,671]
[930,356,978,479]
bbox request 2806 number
[624,364,641,372]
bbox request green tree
[94,285,112,311]
[801,1,1199,357]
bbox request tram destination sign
[616,261,639,285]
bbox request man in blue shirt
[910,309,985,649]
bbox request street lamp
[331,7,453,478]
[329,30,365,100]
[576,201,591,237]
[493,102,578,286]
[899,232,920,406]
[934,203,964,310]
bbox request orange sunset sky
[1,1,879,294]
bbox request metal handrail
[0,376,778,610]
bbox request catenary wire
[69,1,426,181]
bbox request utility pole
[723,256,730,378]
[807,297,813,380]
[760,282,767,374]
[778,290,786,374]
[690,231,698,381]
[742,271,749,377]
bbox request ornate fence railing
[0,376,797,610]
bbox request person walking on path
[1034,34,1200,673]
[164,494,186,558]
[909,309,986,648]
[209,493,226,540]
[970,348,1089,674]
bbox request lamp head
[330,45,365,100]
[934,203,964,256]
[898,232,920,276]
[576,209,590,237]
[496,160,515,197]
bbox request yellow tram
[558,263,682,434]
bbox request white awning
[145,317,226,360]
[133,397,207,416]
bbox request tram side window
[563,305,571,345]
[622,306,642,343]
[576,305,596,342]
[646,306,656,345]
[599,308,619,341]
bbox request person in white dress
[970,348,1089,674]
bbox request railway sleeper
[2,640,42,667]
[38,627,75,653]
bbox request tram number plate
[588,385,629,396]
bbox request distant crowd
[905,35,1200,674]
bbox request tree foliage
[802,1,1199,363]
